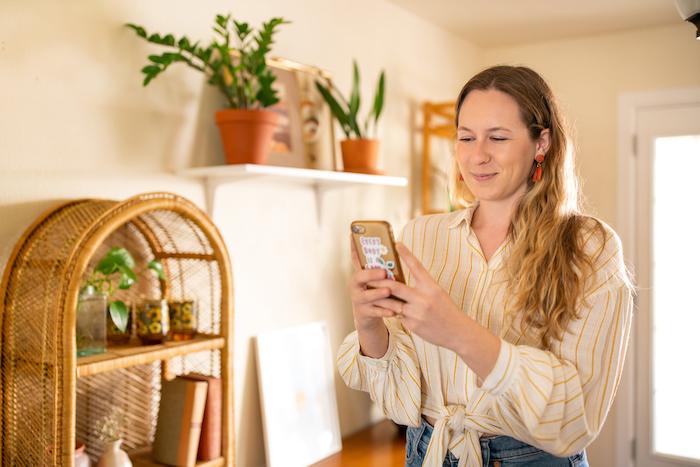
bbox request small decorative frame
[266,57,338,171]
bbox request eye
[457,136,474,142]
[490,136,509,142]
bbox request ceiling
[386,0,682,47]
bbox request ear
[536,128,551,155]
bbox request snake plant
[315,60,385,139]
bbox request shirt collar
[447,200,479,230]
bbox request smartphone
[350,220,406,284]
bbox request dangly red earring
[532,154,545,183]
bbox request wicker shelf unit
[0,192,234,466]
[77,334,226,378]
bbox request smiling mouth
[472,173,497,180]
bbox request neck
[472,189,525,231]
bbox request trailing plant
[126,13,290,109]
[315,60,385,139]
[81,247,165,333]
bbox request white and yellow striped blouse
[337,202,634,467]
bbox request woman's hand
[364,241,501,379]
[348,236,397,331]
[367,242,468,353]
[349,237,398,359]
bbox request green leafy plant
[81,247,165,333]
[126,13,290,109]
[315,60,385,139]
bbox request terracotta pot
[340,139,382,174]
[215,109,279,165]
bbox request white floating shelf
[178,164,408,189]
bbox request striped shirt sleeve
[336,317,422,426]
[478,229,634,457]
[335,220,422,427]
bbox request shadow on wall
[237,337,265,467]
[104,9,206,172]
[181,83,227,171]
[0,200,71,276]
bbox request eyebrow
[457,126,512,133]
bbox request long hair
[451,65,625,349]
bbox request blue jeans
[405,417,589,466]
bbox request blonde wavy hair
[451,65,627,349]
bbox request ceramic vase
[75,441,91,467]
[97,439,132,467]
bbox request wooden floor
[312,420,407,467]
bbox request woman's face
[455,88,549,204]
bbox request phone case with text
[350,220,405,284]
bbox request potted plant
[315,60,385,174]
[78,247,164,352]
[126,14,289,165]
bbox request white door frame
[616,86,700,467]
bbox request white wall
[481,23,700,225]
[481,23,700,467]
[0,1,479,466]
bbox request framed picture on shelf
[266,57,338,171]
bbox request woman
[337,65,634,467]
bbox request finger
[373,297,405,314]
[366,279,414,302]
[351,268,388,289]
[396,242,430,283]
[350,235,362,272]
[353,286,391,304]
[367,305,397,318]
[355,305,396,319]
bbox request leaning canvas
[256,321,342,466]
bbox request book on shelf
[181,373,222,461]
[152,376,208,466]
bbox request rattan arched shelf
[0,192,234,466]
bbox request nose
[472,139,491,164]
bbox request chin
[468,187,497,200]
[468,180,527,203]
